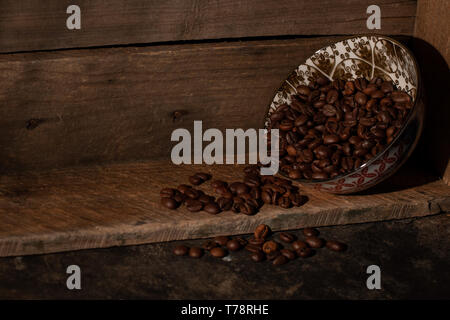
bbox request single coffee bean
[204,202,221,214]
[266,251,281,261]
[217,197,233,211]
[213,236,229,246]
[303,227,319,237]
[194,172,211,181]
[248,237,265,246]
[202,240,217,251]
[188,247,203,258]
[160,188,177,198]
[161,197,179,210]
[296,247,315,258]
[211,180,227,188]
[226,239,241,252]
[292,240,308,251]
[326,240,348,252]
[273,255,288,266]
[262,240,279,254]
[279,232,296,243]
[250,251,265,262]
[254,224,270,239]
[173,245,189,256]
[210,247,228,258]
[280,249,296,260]
[185,199,203,212]
[235,237,248,247]
[189,175,203,186]
[245,243,263,253]
[305,236,325,248]
[177,184,191,194]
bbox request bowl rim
[265,34,422,184]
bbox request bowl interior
[266,35,418,128]
[265,35,420,184]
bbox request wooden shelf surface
[0,160,448,257]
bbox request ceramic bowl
[265,35,424,194]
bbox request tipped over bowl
[265,35,424,194]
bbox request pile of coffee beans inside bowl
[267,76,413,180]
[173,224,347,266]
[160,165,308,215]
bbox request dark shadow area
[410,37,450,179]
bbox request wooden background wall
[0,0,422,174]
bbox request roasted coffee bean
[226,239,242,252]
[202,240,217,251]
[198,194,214,204]
[305,236,325,248]
[266,251,281,261]
[189,175,203,186]
[279,232,296,243]
[262,240,279,254]
[160,188,177,198]
[280,249,297,260]
[161,197,179,210]
[245,243,263,253]
[273,255,288,266]
[292,240,308,251]
[184,188,200,199]
[177,184,192,194]
[296,247,315,258]
[185,199,203,212]
[213,236,229,246]
[250,251,265,262]
[210,247,228,258]
[204,202,221,214]
[188,247,203,258]
[173,245,189,256]
[235,237,248,247]
[217,197,233,211]
[194,172,211,181]
[254,224,270,239]
[303,227,319,237]
[326,240,348,252]
[211,180,227,188]
[248,237,265,246]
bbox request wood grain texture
[413,0,450,184]
[0,36,355,173]
[0,0,417,53]
[0,160,448,257]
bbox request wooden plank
[0,160,448,257]
[0,0,417,53]
[413,0,450,184]
[0,36,356,173]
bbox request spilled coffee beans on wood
[173,224,347,267]
[160,166,308,214]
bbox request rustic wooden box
[0,0,448,257]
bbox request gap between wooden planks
[0,159,448,257]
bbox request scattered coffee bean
[189,175,203,186]
[305,236,325,248]
[202,240,217,251]
[210,247,228,258]
[161,197,179,210]
[185,199,203,212]
[292,240,308,251]
[251,251,265,262]
[226,239,241,252]
[279,232,296,243]
[326,240,348,252]
[173,245,189,256]
[280,249,296,260]
[245,243,262,253]
[303,227,319,237]
[273,255,288,266]
[188,247,203,258]
[254,224,270,239]
[213,236,229,246]
[296,247,315,258]
[262,240,278,254]
[204,202,221,214]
